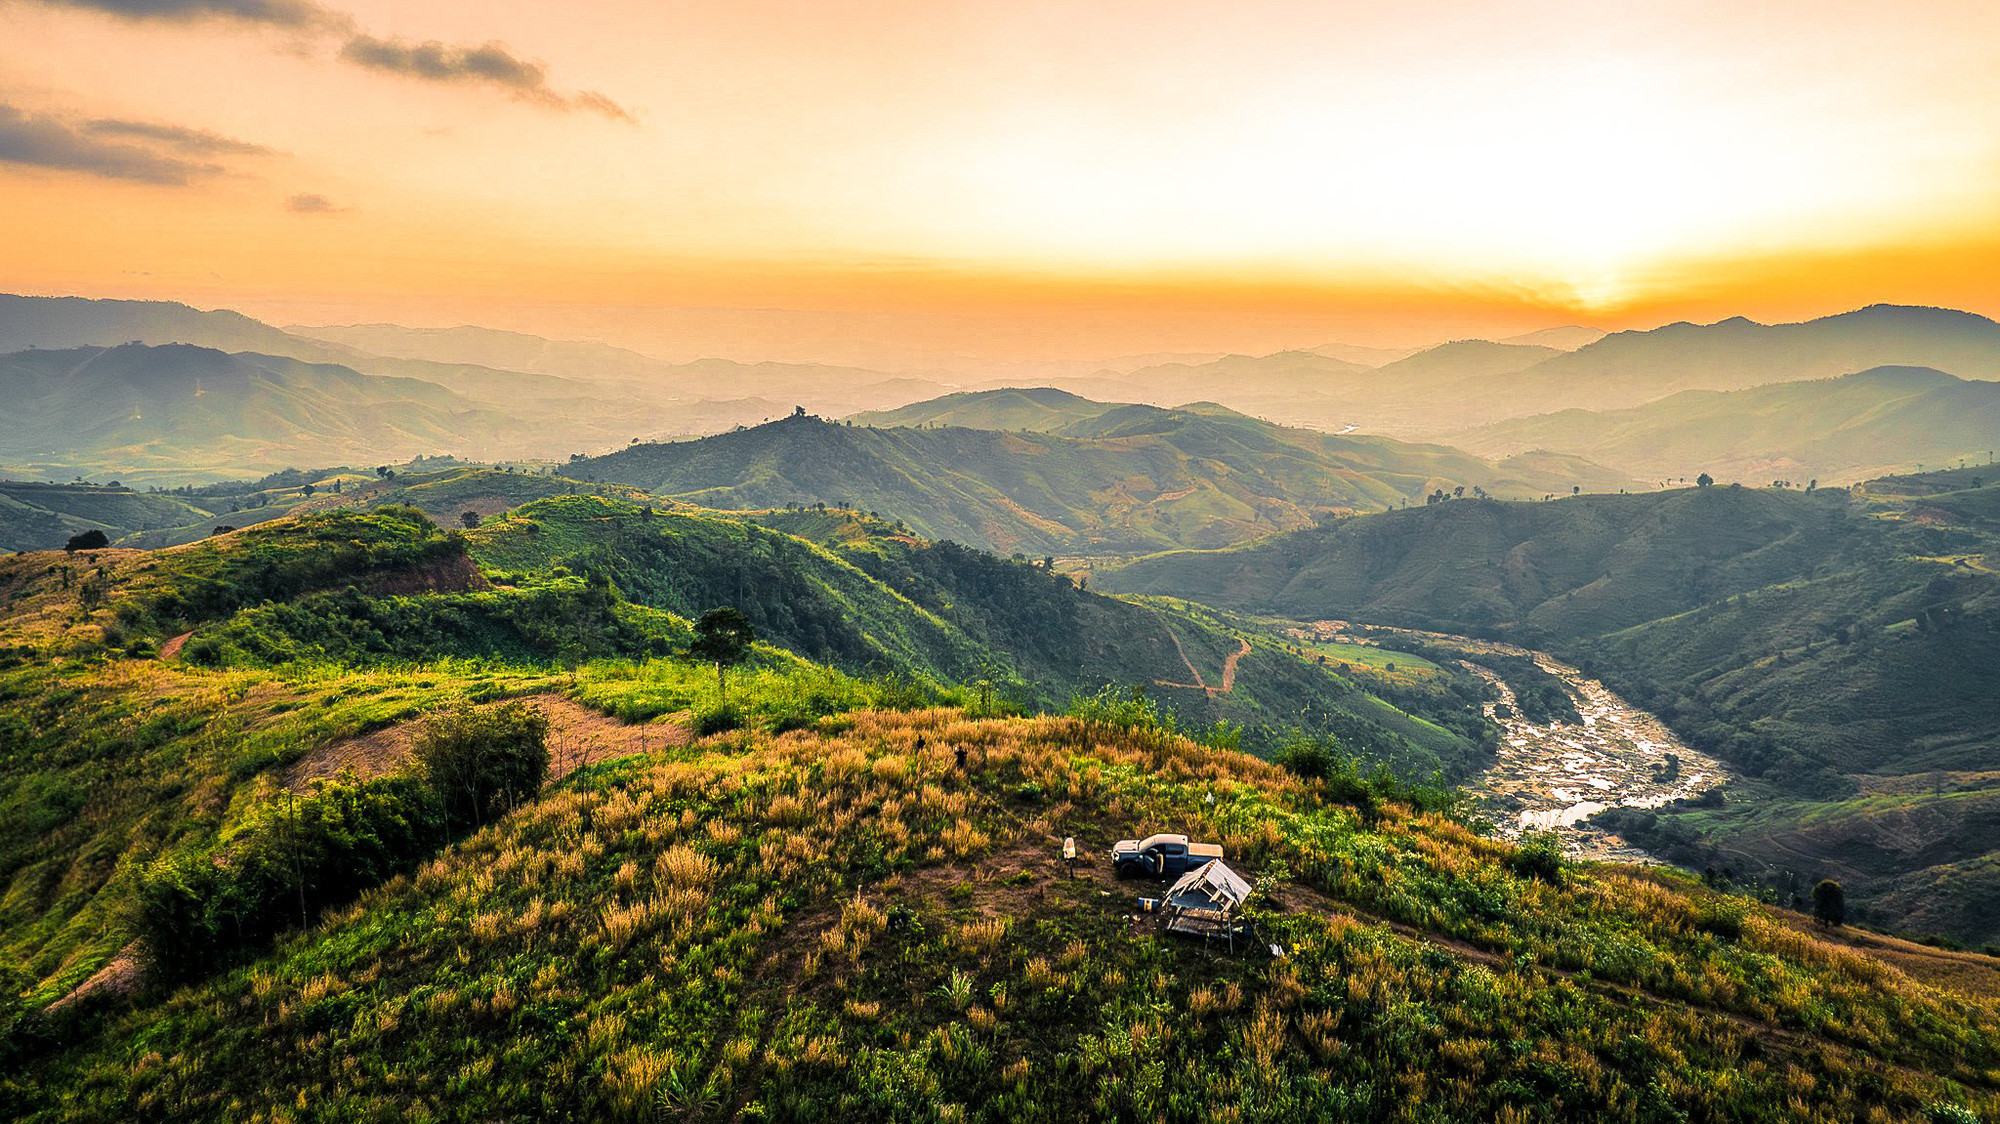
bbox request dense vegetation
[11,709,2000,1121]
[1105,478,2000,943]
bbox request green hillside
[10,698,2000,1120]
[4,488,2000,1121]
[0,482,210,552]
[1102,480,2000,942]
[575,410,1629,558]
[1457,366,2000,484]
[0,497,1497,1006]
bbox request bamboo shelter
[1162,859,1252,952]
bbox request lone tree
[1695,472,1715,488]
[63,529,108,553]
[412,701,550,826]
[689,607,755,698]
[1811,878,1846,927]
[458,510,480,529]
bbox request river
[1296,622,1732,862]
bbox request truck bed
[1188,843,1224,859]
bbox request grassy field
[9,707,2000,1121]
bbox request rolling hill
[572,407,1634,557]
[1,503,1996,1119]
[0,344,540,484]
[1454,365,2000,484]
[1102,478,2000,943]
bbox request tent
[1163,859,1252,951]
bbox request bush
[1275,732,1340,780]
[411,701,550,824]
[692,699,743,736]
[1509,832,1565,884]
[134,773,443,980]
[1067,684,1175,734]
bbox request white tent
[1163,859,1252,950]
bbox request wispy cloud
[339,34,631,120]
[0,101,230,184]
[32,0,630,120]
[82,117,275,157]
[35,0,349,33]
[285,191,345,213]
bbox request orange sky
[3,0,1999,364]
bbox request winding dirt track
[1154,632,1252,696]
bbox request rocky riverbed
[1295,622,1732,862]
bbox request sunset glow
[4,0,1999,359]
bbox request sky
[3,0,1999,366]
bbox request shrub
[692,700,743,736]
[1509,832,1565,884]
[1067,684,1175,734]
[411,701,550,824]
[134,774,443,980]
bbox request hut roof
[1165,860,1252,911]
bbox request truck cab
[1111,833,1225,878]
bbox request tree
[63,530,108,553]
[1811,879,1845,927]
[1696,472,1714,488]
[689,607,755,697]
[459,510,481,529]
[411,701,550,825]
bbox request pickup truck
[1111,833,1224,878]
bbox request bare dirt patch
[49,942,142,1012]
[157,631,193,660]
[284,694,689,790]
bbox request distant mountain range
[573,397,1633,556]
[1456,366,2000,484]
[0,344,530,483]
[8,293,2000,488]
[1054,305,2000,441]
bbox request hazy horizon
[7,1,2000,367]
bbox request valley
[1286,622,1733,862]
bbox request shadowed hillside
[1103,479,2000,942]
[575,410,1632,557]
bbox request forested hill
[1103,479,2000,942]
[573,410,1630,557]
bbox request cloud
[285,191,345,213]
[82,118,274,157]
[338,34,632,120]
[36,0,347,32]
[32,0,633,121]
[0,101,227,184]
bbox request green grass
[10,711,1999,1122]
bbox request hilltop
[574,409,1631,557]
[8,690,2000,1119]
[1103,478,2000,943]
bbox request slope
[12,708,2000,1122]
[574,411,1629,558]
[1102,480,2000,942]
